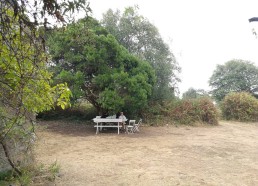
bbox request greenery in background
[47,17,156,116]
[101,6,181,101]
[221,92,258,122]
[182,88,210,99]
[209,59,258,101]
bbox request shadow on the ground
[37,120,97,137]
[37,120,152,138]
[38,120,166,138]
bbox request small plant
[19,169,33,186]
[47,161,61,181]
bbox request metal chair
[132,119,142,133]
[126,120,136,133]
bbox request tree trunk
[0,141,22,176]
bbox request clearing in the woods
[35,120,258,186]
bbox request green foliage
[101,6,181,101]
[209,59,258,101]
[47,161,61,181]
[47,17,156,115]
[168,98,218,125]
[0,10,72,115]
[221,92,258,121]
[54,70,84,104]
[0,0,91,184]
[0,5,72,182]
[98,89,124,113]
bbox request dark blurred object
[101,112,109,118]
[249,17,258,22]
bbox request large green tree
[47,17,156,115]
[101,6,181,101]
[209,59,258,101]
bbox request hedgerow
[168,97,218,125]
[140,98,218,125]
[221,92,258,121]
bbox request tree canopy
[47,17,156,115]
[101,6,181,101]
[209,59,258,101]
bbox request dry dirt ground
[35,120,258,186]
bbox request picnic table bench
[93,118,127,134]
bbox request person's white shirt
[119,115,127,121]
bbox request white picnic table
[93,118,127,134]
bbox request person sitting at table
[101,112,109,118]
[119,112,127,130]
[116,112,120,119]
[101,112,109,127]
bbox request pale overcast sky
[88,0,258,94]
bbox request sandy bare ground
[35,120,258,186]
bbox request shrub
[169,97,218,125]
[221,92,258,121]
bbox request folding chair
[132,119,142,133]
[126,120,136,134]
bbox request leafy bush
[168,98,218,125]
[221,92,258,121]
